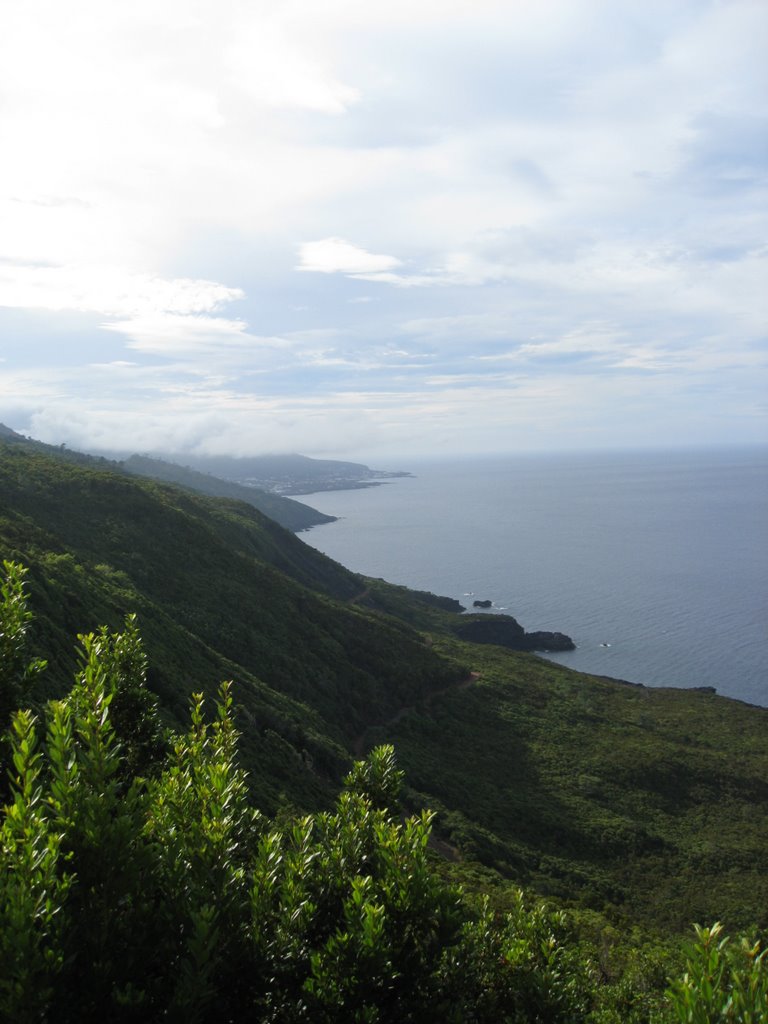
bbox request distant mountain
[152,451,413,495]
[123,454,336,531]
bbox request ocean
[299,447,768,708]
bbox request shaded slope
[373,637,768,933]
[0,442,466,753]
[2,437,767,936]
[123,453,335,531]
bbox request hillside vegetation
[0,436,767,1019]
[1,577,766,1022]
[122,453,336,531]
[0,425,334,532]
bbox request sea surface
[300,447,768,708]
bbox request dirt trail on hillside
[352,672,479,758]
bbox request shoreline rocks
[452,614,575,653]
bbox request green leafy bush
[666,922,767,1023]
[0,560,47,723]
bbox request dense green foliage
[0,440,465,806]
[123,453,336,531]
[0,562,47,725]
[667,924,767,1023]
[1,582,766,1021]
[386,637,768,935]
[1,437,767,968]
[0,426,336,533]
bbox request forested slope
[1,576,765,1023]
[0,441,465,809]
[1,438,766,940]
[0,424,336,532]
[122,453,336,531]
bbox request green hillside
[1,437,766,939]
[385,638,768,934]
[0,425,336,532]
[0,440,466,810]
[122,453,336,531]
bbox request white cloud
[226,19,359,114]
[6,348,766,460]
[297,238,402,275]
[517,325,628,359]
[1,0,766,455]
[101,313,290,356]
[0,264,242,317]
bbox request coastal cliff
[453,613,575,652]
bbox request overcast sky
[1,0,766,460]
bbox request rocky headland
[453,613,575,652]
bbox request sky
[1,0,766,461]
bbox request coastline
[298,450,768,708]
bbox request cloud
[423,372,521,387]
[11,195,90,209]
[101,313,291,357]
[400,314,514,340]
[1,0,766,456]
[6,346,766,460]
[297,239,483,288]
[0,264,243,317]
[296,344,434,374]
[517,325,628,360]
[226,19,359,114]
[297,238,402,276]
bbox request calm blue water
[300,448,768,707]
